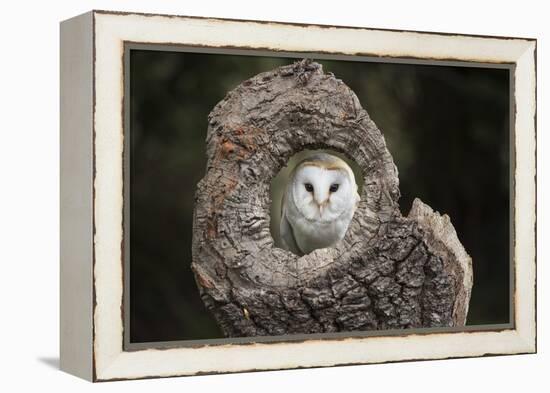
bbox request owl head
[287,153,360,223]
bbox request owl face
[290,162,357,223]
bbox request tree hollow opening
[270,148,364,254]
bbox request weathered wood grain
[191,59,473,337]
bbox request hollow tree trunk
[191,59,473,337]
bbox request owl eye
[304,183,314,193]
[329,184,339,193]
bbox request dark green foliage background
[130,50,510,343]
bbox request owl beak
[317,200,329,216]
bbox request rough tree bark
[191,59,473,337]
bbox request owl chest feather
[291,214,349,254]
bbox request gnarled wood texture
[191,59,473,337]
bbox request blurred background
[130,49,510,343]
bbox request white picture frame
[60,10,536,382]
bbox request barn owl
[280,153,360,256]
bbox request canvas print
[127,49,510,344]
